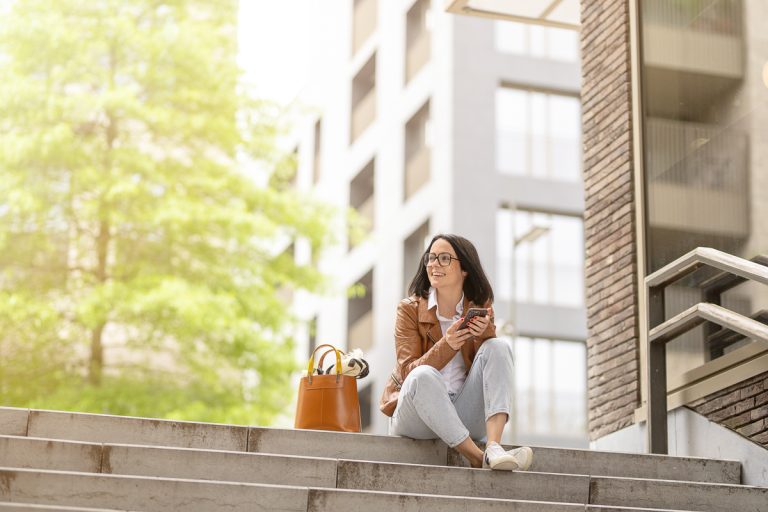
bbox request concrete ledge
[336,460,590,503]
[0,437,101,473]
[26,410,248,451]
[248,427,446,465]
[0,409,28,437]
[307,488,582,511]
[447,444,740,485]
[0,467,309,512]
[589,476,768,512]
[0,407,743,485]
[0,504,118,511]
[0,468,699,512]
[103,444,337,488]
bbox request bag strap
[307,344,342,383]
[318,346,347,371]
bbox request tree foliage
[0,0,334,425]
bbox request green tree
[0,0,334,425]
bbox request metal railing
[645,247,768,454]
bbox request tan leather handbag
[294,344,362,432]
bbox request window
[496,208,584,307]
[495,20,579,62]
[404,100,431,200]
[403,219,430,295]
[352,0,377,56]
[351,55,376,143]
[513,337,586,439]
[349,159,375,249]
[496,87,581,182]
[347,269,373,352]
[405,0,431,83]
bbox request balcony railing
[642,0,742,36]
[642,1,743,79]
[645,118,748,237]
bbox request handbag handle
[318,346,347,370]
[307,344,342,383]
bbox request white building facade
[289,0,587,448]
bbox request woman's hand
[466,307,492,338]
[445,317,474,350]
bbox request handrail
[649,303,768,345]
[645,247,768,288]
[645,247,768,454]
[698,255,768,296]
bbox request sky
[238,1,343,106]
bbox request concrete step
[0,407,741,484]
[0,505,119,511]
[0,466,680,512]
[1,436,765,512]
[337,459,767,512]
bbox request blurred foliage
[0,0,336,426]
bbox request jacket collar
[427,287,464,319]
[417,291,473,325]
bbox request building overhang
[445,0,580,30]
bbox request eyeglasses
[423,252,460,267]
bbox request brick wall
[580,0,642,441]
[689,371,768,447]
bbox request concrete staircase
[0,407,765,511]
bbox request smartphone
[458,308,488,330]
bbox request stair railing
[645,247,768,454]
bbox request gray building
[286,0,586,448]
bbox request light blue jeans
[389,337,514,448]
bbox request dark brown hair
[408,234,494,305]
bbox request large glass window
[513,336,587,441]
[496,208,584,307]
[496,87,581,181]
[639,0,768,366]
[495,20,579,62]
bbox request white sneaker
[482,442,533,471]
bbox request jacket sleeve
[394,300,457,381]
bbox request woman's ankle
[455,436,484,468]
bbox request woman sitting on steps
[379,233,533,470]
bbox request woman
[379,234,532,470]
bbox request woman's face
[426,238,467,291]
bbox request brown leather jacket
[378,294,496,417]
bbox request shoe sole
[514,446,533,471]
[489,458,519,471]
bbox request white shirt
[428,287,467,396]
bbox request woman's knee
[478,337,513,359]
[402,365,443,395]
